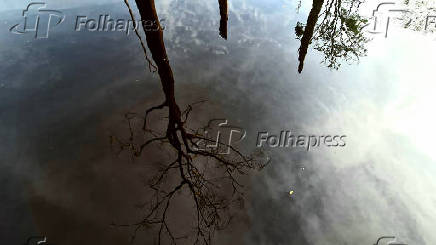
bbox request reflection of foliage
[295,22,305,38]
[314,3,369,70]
[296,0,370,72]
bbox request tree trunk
[134,0,182,140]
[298,0,324,73]
[218,0,228,39]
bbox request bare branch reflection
[112,1,268,244]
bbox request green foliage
[295,21,305,39]
[310,0,370,70]
[342,13,367,34]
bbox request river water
[1,0,435,244]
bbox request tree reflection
[218,0,228,39]
[296,0,369,73]
[114,1,267,244]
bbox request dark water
[1,0,436,244]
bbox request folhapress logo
[193,119,246,155]
[256,131,346,151]
[373,235,408,245]
[10,2,65,39]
